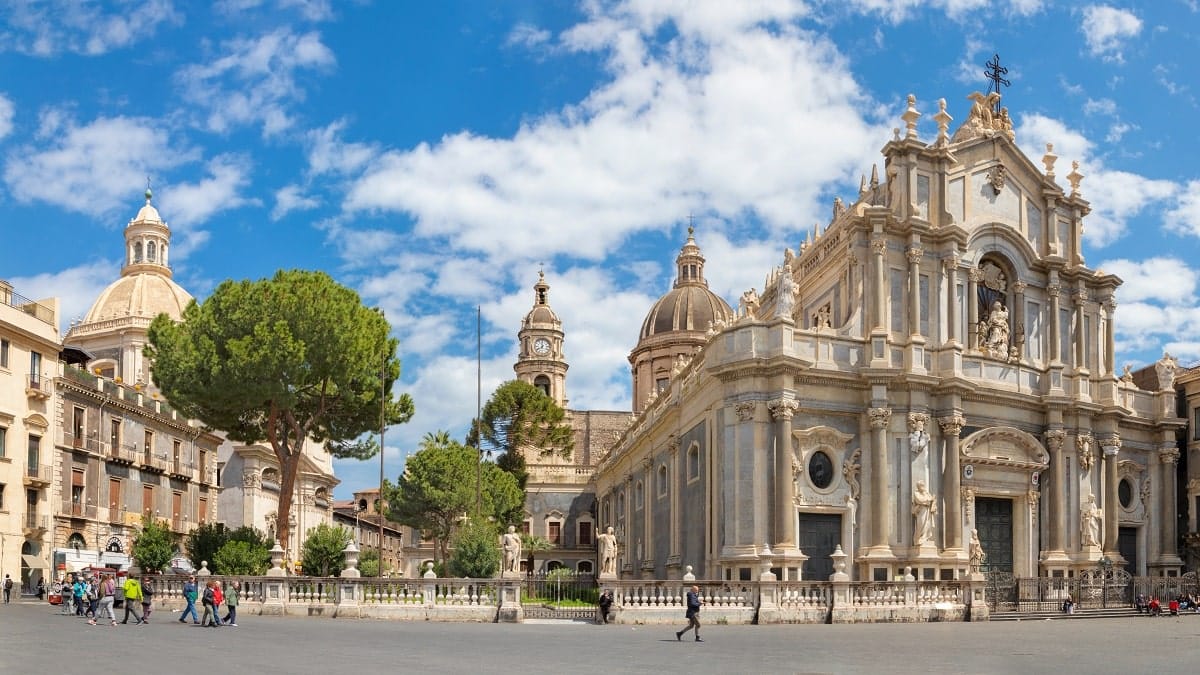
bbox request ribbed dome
[83,273,193,323]
[640,285,733,339]
[525,304,559,325]
[637,227,733,340]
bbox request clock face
[533,338,551,355]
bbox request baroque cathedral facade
[522,90,1192,584]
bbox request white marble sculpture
[912,480,937,546]
[1081,494,1103,548]
[597,526,619,577]
[501,525,522,576]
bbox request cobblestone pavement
[2,601,1197,675]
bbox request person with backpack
[140,576,155,623]
[178,576,200,624]
[3,574,13,603]
[121,573,144,624]
[86,576,100,619]
[200,580,219,628]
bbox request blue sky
[3,1,1199,498]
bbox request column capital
[907,411,930,431]
[871,237,887,256]
[1047,284,1062,299]
[734,401,757,422]
[1044,428,1066,451]
[941,255,959,272]
[1012,280,1028,293]
[938,413,965,437]
[767,397,799,421]
[1160,446,1181,465]
[1099,435,1121,457]
[868,407,892,429]
[967,268,984,283]
[1073,287,1090,306]
[906,246,924,265]
[666,435,681,456]
[1104,298,1117,312]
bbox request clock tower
[515,271,568,408]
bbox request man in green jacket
[221,580,240,627]
[121,574,144,624]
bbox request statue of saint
[740,288,760,319]
[501,525,522,575]
[969,529,986,573]
[1155,351,1179,391]
[985,300,1010,358]
[1081,495,1103,548]
[911,480,937,546]
[775,265,797,319]
[597,526,619,576]
[908,414,929,456]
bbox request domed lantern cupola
[515,270,569,408]
[122,187,174,279]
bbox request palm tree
[520,534,554,575]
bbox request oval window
[808,451,834,489]
[1118,479,1133,508]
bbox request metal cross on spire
[984,54,1010,114]
[687,212,696,236]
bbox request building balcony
[170,461,196,480]
[61,501,96,520]
[23,513,48,535]
[25,373,52,401]
[171,516,187,533]
[107,443,136,464]
[202,466,217,485]
[24,464,52,487]
[108,507,128,524]
[139,451,168,473]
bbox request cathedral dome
[83,273,193,323]
[639,284,732,339]
[638,228,733,340]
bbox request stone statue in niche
[815,304,832,330]
[1155,351,1179,391]
[740,288,760,319]
[1076,435,1094,474]
[1081,494,1103,548]
[775,265,797,319]
[982,301,1010,359]
[842,448,861,500]
[912,480,937,546]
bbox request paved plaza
[1,601,1198,674]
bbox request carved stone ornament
[908,412,930,456]
[1160,447,1181,465]
[938,414,965,437]
[980,261,1007,292]
[906,247,924,266]
[871,237,887,256]
[667,436,680,455]
[842,448,861,500]
[1076,435,1094,474]
[1044,429,1066,451]
[868,407,892,429]
[986,163,1006,195]
[734,402,757,422]
[1100,435,1121,457]
[962,486,975,522]
[1046,284,1061,299]
[767,397,799,421]
[243,470,262,488]
[1155,351,1179,391]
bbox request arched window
[546,560,563,572]
[534,375,551,397]
[577,560,593,575]
[657,464,669,498]
[132,242,143,263]
[687,443,700,482]
[66,533,87,551]
[635,481,644,510]
[146,240,157,262]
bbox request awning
[59,345,93,366]
[21,554,43,568]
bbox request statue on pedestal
[501,525,522,576]
[969,529,986,574]
[597,526,619,577]
[1081,495,1103,548]
[912,480,937,546]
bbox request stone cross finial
[902,94,921,140]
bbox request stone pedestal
[967,578,989,622]
[497,582,523,623]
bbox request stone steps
[990,607,1142,621]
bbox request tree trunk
[274,451,302,568]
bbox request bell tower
[514,271,568,408]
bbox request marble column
[943,256,959,344]
[1103,299,1117,376]
[1011,281,1026,358]
[907,246,923,337]
[1160,445,1181,560]
[869,407,892,549]
[1102,437,1120,557]
[769,398,799,550]
[939,414,965,551]
[872,237,887,330]
[1044,430,1067,553]
[1073,288,1087,369]
[966,268,981,350]
[1047,283,1062,363]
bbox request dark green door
[798,513,841,580]
[976,497,1013,573]
[1118,527,1137,575]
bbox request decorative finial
[1042,143,1057,180]
[902,94,920,140]
[687,212,696,237]
[145,176,153,203]
[933,98,952,146]
[1067,160,1083,197]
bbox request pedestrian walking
[212,580,224,626]
[222,581,240,627]
[140,576,155,623]
[179,576,200,624]
[3,574,12,603]
[86,576,100,619]
[675,585,703,642]
[200,580,219,627]
[94,574,117,626]
[72,574,87,616]
[121,574,144,624]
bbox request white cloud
[306,120,377,176]
[344,4,886,266]
[215,0,333,22]
[1164,180,1200,238]
[1017,113,1177,246]
[834,0,1041,23]
[1099,257,1197,305]
[176,29,336,136]
[1080,5,1142,62]
[506,22,551,49]
[272,184,320,220]
[1104,121,1133,143]
[2,113,196,218]
[9,260,120,334]
[0,94,13,139]
[0,0,181,56]
[161,154,257,254]
[1082,97,1116,116]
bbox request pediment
[961,426,1048,469]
